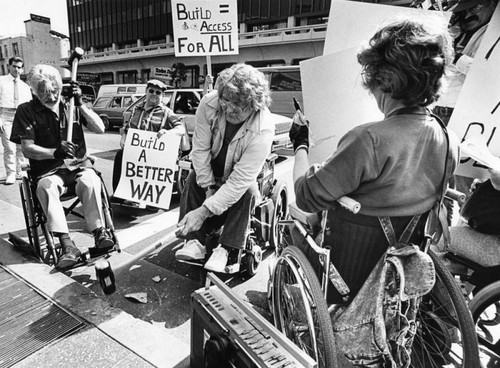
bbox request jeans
[179,170,259,249]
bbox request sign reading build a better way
[171,0,238,56]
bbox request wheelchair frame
[19,167,119,267]
[176,152,289,277]
[268,202,480,368]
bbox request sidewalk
[0,149,191,367]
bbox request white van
[258,66,302,118]
[97,84,147,99]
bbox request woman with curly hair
[290,17,460,302]
[175,63,275,272]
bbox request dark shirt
[212,122,244,178]
[10,97,87,179]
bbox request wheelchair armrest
[289,202,321,231]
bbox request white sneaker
[175,239,206,261]
[204,245,229,273]
[4,174,15,185]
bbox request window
[4,46,8,58]
[111,97,122,108]
[12,43,19,56]
[0,47,3,59]
[270,71,302,91]
[93,97,111,108]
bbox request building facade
[0,14,70,78]
[65,0,333,87]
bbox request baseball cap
[451,0,488,12]
[146,79,167,91]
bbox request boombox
[190,273,316,368]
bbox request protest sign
[302,1,449,163]
[171,0,238,57]
[447,2,500,179]
[114,129,180,209]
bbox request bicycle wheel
[469,280,500,365]
[271,245,337,368]
[410,249,480,368]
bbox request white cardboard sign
[301,2,449,163]
[447,2,500,179]
[171,0,238,57]
[114,129,180,209]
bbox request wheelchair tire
[409,249,480,368]
[269,181,288,250]
[19,177,42,258]
[469,280,500,363]
[245,243,262,277]
[271,246,337,368]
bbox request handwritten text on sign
[114,129,180,209]
[171,0,238,56]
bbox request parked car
[122,89,203,135]
[92,94,142,130]
[122,88,292,153]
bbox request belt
[434,105,454,116]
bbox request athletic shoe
[204,245,229,273]
[57,242,82,270]
[94,227,115,249]
[175,239,206,261]
[4,174,15,185]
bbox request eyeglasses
[148,89,162,95]
[219,95,249,114]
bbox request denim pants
[36,168,104,234]
[179,170,259,249]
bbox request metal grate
[0,266,86,368]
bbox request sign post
[171,0,238,90]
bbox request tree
[169,62,187,88]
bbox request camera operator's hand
[61,81,84,106]
[290,110,309,153]
[54,141,76,159]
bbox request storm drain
[0,266,86,368]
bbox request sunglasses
[148,89,162,95]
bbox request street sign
[171,0,238,57]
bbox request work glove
[289,110,309,153]
[61,81,84,106]
[54,141,76,159]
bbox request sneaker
[175,239,206,261]
[204,245,229,273]
[94,227,114,249]
[4,174,15,185]
[57,243,82,270]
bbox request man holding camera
[10,64,113,269]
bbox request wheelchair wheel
[410,249,480,368]
[19,177,42,258]
[469,280,500,364]
[271,246,337,368]
[269,181,288,249]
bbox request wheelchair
[18,165,119,268]
[267,197,480,368]
[176,152,289,277]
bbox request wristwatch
[204,185,217,192]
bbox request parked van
[96,84,147,99]
[258,66,302,118]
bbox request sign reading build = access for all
[172,0,238,56]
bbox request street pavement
[0,129,295,367]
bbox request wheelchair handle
[445,188,466,205]
[337,196,361,214]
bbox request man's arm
[21,139,57,160]
[79,105,105,133]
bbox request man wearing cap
[434,0,498,125]
[111,79,186,193]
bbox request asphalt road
[0,128,296,345]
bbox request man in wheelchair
[175,64,274,273]
[10,64,114,269]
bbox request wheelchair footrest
[88,246,116,259]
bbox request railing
[64,24,327,64]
